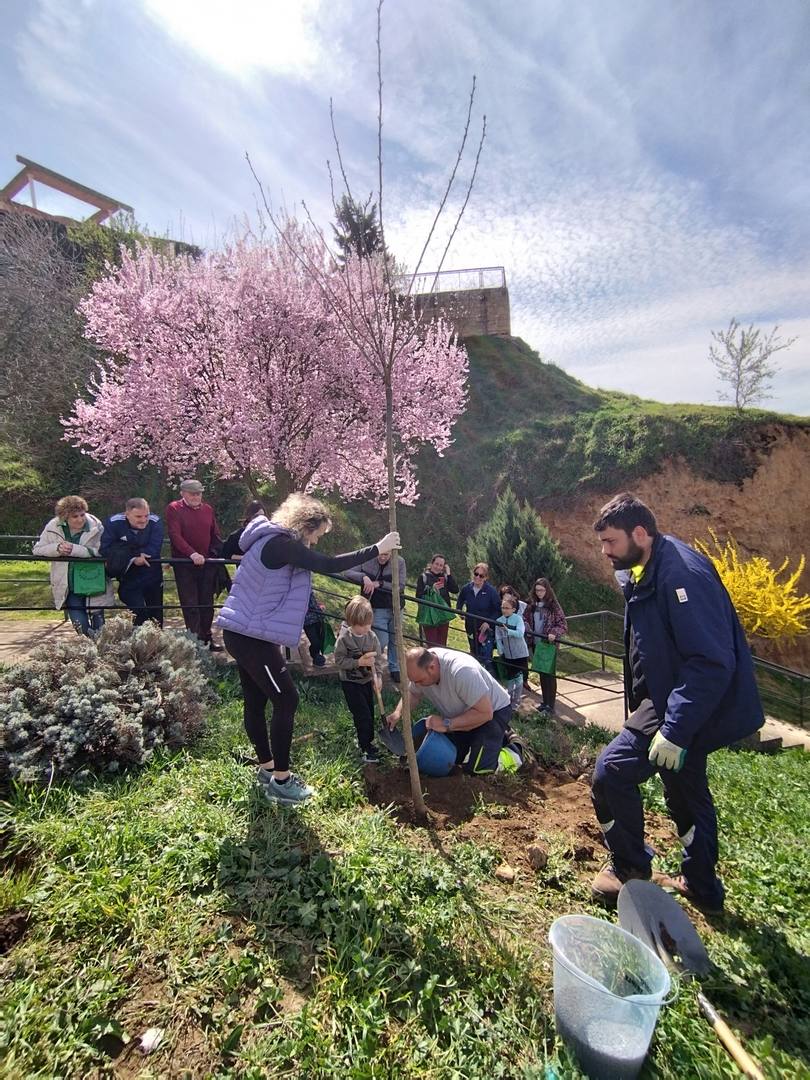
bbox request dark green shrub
[465,486,570,594]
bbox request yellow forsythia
[695,530,810,641]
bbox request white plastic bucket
[549,915,672,1079]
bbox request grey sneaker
[362,746,381,764]
[261,773,315,804]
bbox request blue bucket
[413,718,456,776]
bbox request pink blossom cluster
[65,226,468,504]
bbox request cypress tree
[466,487,569,596]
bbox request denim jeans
[372,607,399,673]
[64,591,105,637]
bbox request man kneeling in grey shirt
[386,647,514,774]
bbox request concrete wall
[413,285,511,337]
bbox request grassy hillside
[355,336,809,605]
[4,334,807,618]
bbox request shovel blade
[377,721,406,757]
[618,879,711,976]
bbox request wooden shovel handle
[696,992,765,1080]
[373,679,386,716]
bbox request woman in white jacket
[32,495,115,635]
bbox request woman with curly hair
[33,495,115,636]
[217,492,399,804]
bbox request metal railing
[2,537,808,726]
[407,266,506,296]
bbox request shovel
[374,678,406,757]
[618,880,765,1080]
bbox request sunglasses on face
[473,572,486,578]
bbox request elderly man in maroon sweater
[166,480,223,649]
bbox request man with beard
[589,493,763,913]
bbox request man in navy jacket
[590,493,763,913]
[101,498,164,626]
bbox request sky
[3,0,809,414]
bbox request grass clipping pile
[0,616,214,782]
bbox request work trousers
[341,680,375,752]
[173,562,218,642]
[223,630,299,772]
[449,704,512,774]
[118,578,164,627]
[591,725,724,908]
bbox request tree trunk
[274,465,295,502]
[384,373,427,820]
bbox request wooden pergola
[0,155,133,225]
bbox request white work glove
[376,531,401,554]
[648,731,687,772]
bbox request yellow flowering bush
[695,530,810,641]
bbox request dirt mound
[364,764,675,879]
[539,432,810,673]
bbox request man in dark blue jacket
[456,563,502,673]
[590,493,763,913]
[101,498,164,626]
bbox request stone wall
[413,285,511,337]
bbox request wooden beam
[14,155,134,215]
[0,166,30,202]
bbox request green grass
[1,671,808,1078]
[0,558,183,624]
[0,559,55,620]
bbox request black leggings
[223,630,299,771]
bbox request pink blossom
[66,225,468,504]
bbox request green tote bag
[72,561,108,597]
[531,640,557,675]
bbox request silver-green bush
[0,617,215,782]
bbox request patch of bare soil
[0,909,29,954]
[364,763,677,880]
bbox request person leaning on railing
[33,495,115,636]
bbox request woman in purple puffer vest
[217,493,399,804]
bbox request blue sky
[3,0,809,413]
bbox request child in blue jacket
[495,593,530,709]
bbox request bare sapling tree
[248,0,485,819]
[709,317,797,410]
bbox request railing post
[600,612,606,671]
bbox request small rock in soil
[494,862,516,883]
[527,844,549,870]
[566,845,594,862]
[0,910,29,955]
[139,1027,165,1055]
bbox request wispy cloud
[3,0,809,412]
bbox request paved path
[2,618,807,752]
[551,669,810,753]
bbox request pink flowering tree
[66,227,466,507]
